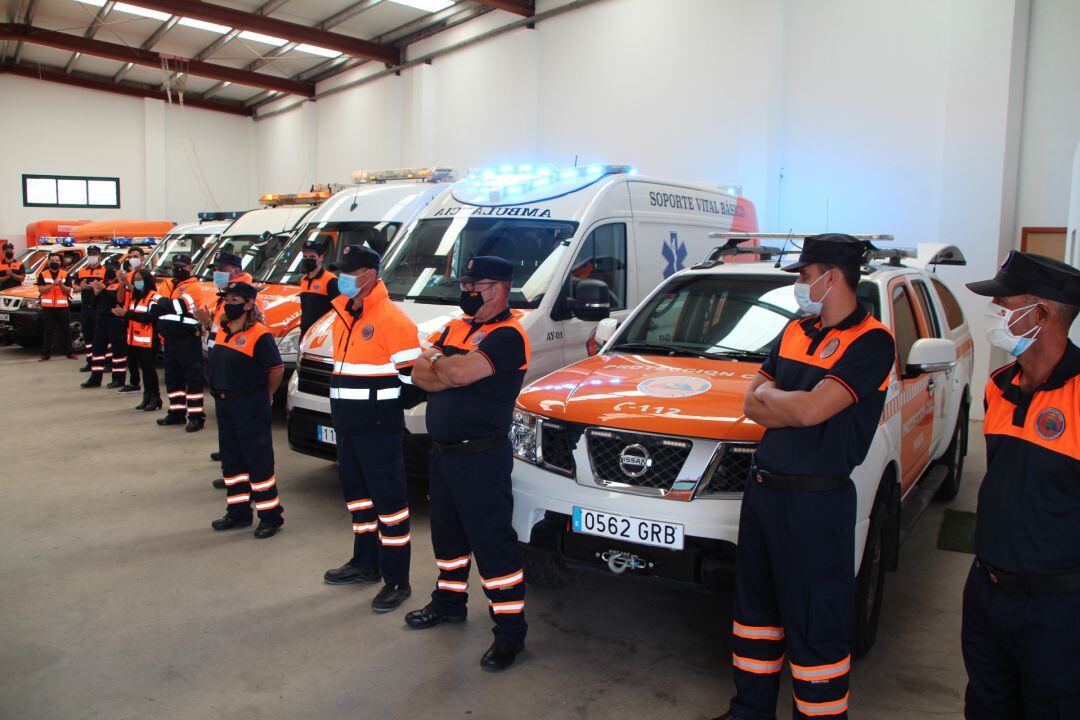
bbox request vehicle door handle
[927,377,936,395]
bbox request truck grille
[699,444,756,495]
[586,428,693,492]
[538,420,580,476]
[296,356,332,397]
[1,296,21,311]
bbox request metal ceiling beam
[112,14,180,82]
[0,61,251,116]
[0,24,315,96]
[10,0,37,64]
[117,0,400,64]
[471,0,532,16]
[66,0,116,74]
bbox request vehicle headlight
[510,408,539,463]
[276,327,301,358]
[24,298,41,310]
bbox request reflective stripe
[131,335,152,344]
[733,621,785,641]
[481,570,524,590]
[378,508,409,525]
[438,580,468,592]
[328,387,401,401]
[333,360,396,376]
[186,393,202,400]
[390,347,422,365]
[159,314,200,325]
[254,498,279,511]
[733,652,785,675]
[436,555,470,571]
[353,522,378,534]
[250,477,276,492]
[790,655,851,682]
[168,391,185,398]
[793,692,849,717]
[224,473,249,486]
[379,532,410,546]
[168,404,186,411]
[398,373,414,385]
[490,601,524,614]
[346,499,373,511]
[226,493,251,505]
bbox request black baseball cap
[214,251,243,269]
[86,245,102,255]
[454,255,513,283]
[338,244,381,273]
[172,253,193,266]
[782,233,869,272]
[302,239,325,255]
[2,241,14,249]
[223,281,261,301]
[967,251,1080,306]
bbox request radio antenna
[774,229,794,269]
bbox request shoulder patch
[469,330,487,346]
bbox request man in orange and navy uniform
[155,254,206,430]
[717,234,895,720]
[208,281,285,539]
[322,244,419,613]
[0,241,26,290]
[962,251,1080,718]
[36,253,75,361]
[407,256,531,672]
[297,238,339,340]
[74,246,106,372]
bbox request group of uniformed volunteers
[21,229,1078,694]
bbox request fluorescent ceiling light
[387,0,454,12]
[239,30,287,47]
[115,3,171,21]
[295,43,342,58]
[178,17,231,34]
[74,0,107,7]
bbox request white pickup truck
[509,238,973,656]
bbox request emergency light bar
[109,237,158,247]
[259,190,331,207]
[350,167,456,184]
[454,163,635,206]
[37,236,75,246]
[198,210,247,222]
[865,247,915,266]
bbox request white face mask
[793,270,832,315]
[984,302,1041,357]
[88,256,100,266]
[129,257,142,269]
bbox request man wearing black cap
[962,251,1080,719]
[322,244,420,612]
[73,245,106,371]
[207,281,285,539]
[405,255,531,672]
[297,239,339,340]
[196,251,253,354]
[0,241,26,290]
[155,253,207,431]
[716,234,895,720]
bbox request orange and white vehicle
[145,213,243,289]
[509,236,973,656]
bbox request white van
[286,163,759,461]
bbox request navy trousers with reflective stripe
[162,334,204,420]
[428,441,526,647]
[729,477,856,720]
[217,392,282,522]
[80,304,95,361]
[335,428,410,586]
[962,563,1080,719]
[87,313,125,384]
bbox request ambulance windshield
[258,221,401,285]
[149,233,218,276]
[380,217,578,308]
[194,234,286,280]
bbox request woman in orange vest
[112,267,162,412]
[36,254,75,361]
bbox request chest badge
[313,282,321,291]
[819,337,841,359]
[361,324,375,340]
[469,330,487,346]
[234,335,247,348]
[1035,408,1065,440]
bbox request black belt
[751,467,850,492]
[974,558,1080,593]
[432,436,506,456]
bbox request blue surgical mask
[338,273,359,298]
[792,271,832,315]
[213,271,231,289]
[134,280,145,292]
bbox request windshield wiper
[611,342,701,357]
[702,348,767,362]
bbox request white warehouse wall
[0,75,256,248]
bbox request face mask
[984,302,1041,357]
[338,273,360,299]
[129,257,142,269]
[792,271,832,315]
[224,303,246,322]
[134,280,145,293]
[459,290,485,317]
[173,267,190,281]
[88,256,100,266]
[49,262,61,270]
[4,251,12,259]
[213,271,231,289]
[300,258,318,273]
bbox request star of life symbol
[662,231,688,278]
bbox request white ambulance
[286,163,759,462]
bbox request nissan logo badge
[618,444,652,478]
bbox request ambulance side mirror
[904,338,956,378]
[568,279,611,322]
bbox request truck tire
[69,317,85,354]
[522,546,578,589]
[854,490,888,658]
[934,401,969,502]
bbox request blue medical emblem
[662,231,688,278]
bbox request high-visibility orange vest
[127,291,162,348]
[38,268,70,308]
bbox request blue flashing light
[517,164,533,173]
[537,167,553,176]
[586,165,604,176]
[454,162,634,207]
[628,168,640,176]
[559,169,577,180]
[505,185,523,195]
[499,165,514,173]
[111,238,132,246]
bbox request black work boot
[212,478,226,490]
[211,514,252,531]
[404,603,467,629]
[253,520,283,539]
[480,639,523,672]
[81,379,101,389]
[323,562,381,585]
[106,379,124,389]
[210,451,221,462]
[185,417,205,433]
[118,384,141,393]
[372,584,411,613]
[157,414,185,426]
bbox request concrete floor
[1,344,979,720]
